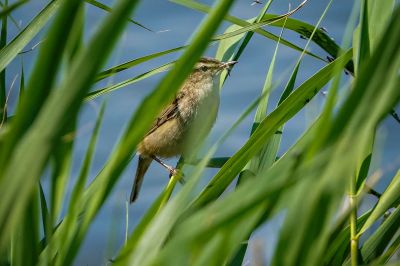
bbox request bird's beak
[220,61,237,76]
[221,60,238,69]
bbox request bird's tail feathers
[130,155,152,203]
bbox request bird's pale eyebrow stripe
[196,62,219,69]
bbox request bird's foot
[168,168,186,184]
[167,166,179,177]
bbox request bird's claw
[168,167,179,177]
[168,168,186,184]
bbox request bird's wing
[146,92,184,136]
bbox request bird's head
[193,57,238,77]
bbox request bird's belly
[138,118,186,158]
[181,92,219,156]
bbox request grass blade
[360,205,400,263]
[171,0,324,61]
[86,61,173,101]
[95,46,182,82]
[358,170,400,235]
[353,0,370,74]
[85,0,152,32]
[367,0,395,51]
[11,187,40,266]
[245,15,286,175]
[0,0,60,73]
[38,182,49,248]
[372,229,400,264]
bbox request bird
[130,57,237,203]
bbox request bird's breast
[178,81,220,155]
[178,80,219,127]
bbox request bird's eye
[201,65,208,72]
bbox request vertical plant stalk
[349,1,371,264]
[349,176,359,266]
[157,173,182,212]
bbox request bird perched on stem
[130,57,237,203]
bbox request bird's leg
[151,155,179,177]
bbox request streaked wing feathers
[146,92,184,136]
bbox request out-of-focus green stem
[349,176,359,266]
[157,172,182,212]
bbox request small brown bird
[130,57,237,203]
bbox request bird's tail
[130,155,152,203]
